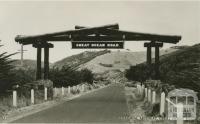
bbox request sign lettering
[71,42,124,49]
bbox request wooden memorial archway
[15,24,181,80]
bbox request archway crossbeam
[15,23,181,45]
[14,23,181,80]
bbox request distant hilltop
[170,45,190,49]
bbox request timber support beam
[144,41,163,79]
[33,42,54,80]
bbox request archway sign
[15,23,181,80]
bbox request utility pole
[0,40,3,47]
[18,44,27,66]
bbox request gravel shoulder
[125,86,152,124]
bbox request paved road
[12,83,129,123]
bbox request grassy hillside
[79,51,146,73]
[79,48,178,73]
[53,50,110,69]
[126,44,200,96]
[160,44,200,91]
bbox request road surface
[12,83,129,123]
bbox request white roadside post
[137,84,140,94]
[82,84,85,92]
[31,89,34,104]
[44,87,47,101]
[68,86,71,94]
[141,85,145,96]
[139,85,142,95]
[148,89,151,102]
[13,90,17,107]
[76,85,78,91]
[145,88,148,98]
[176,103,184,124]
[73,86,75,92]
[77,85,79,91]
[152,91,156,104]
[62,86,64,96]
[160,92,166,115]
[54,87,57,97]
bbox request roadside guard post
[31,89,34,104]
[13,90,17,107]
[44,87,48,100]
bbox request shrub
[80,69,94,84]
[0,45,17,93]
[49,66,81,87]
[99,63,113,67]
[49,67,94,87]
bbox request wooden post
[176,103,184,124]
[160,92,165,115]
[152,91,156,104]
[68,86,71,94]
[147,46,152,65]
[144,42,152,79]
[44,47,49,79]
[137,84,142,95]
[82,84,84,92]
[33,43,53,80]
[36,47,42,80]
[141,85,145,96]
[44,87,47,100]
[148,89,152,102]
[137,84,139,94]
[155,45,160,79]
[13,90,17,107]
[20,44,23,66]
[54,87,57,97]
[62,86,64,96]
[31,89,34,104]
[139,85,142,95]
[144,43,152,65]
[144,42,163,79]
[145,88,148,98]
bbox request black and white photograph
[0,0,199,123]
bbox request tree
[49,67,94,87]
[0,45,17,93]
[80,68,94,84]
[49,66,81,87]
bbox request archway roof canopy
[15,23,181,45]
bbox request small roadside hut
[167,88,198,120]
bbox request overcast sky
[0,1,199,62]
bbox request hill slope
[53,50,110,69]
[79,48,178,73]
[12,59,39,70]
[126,44,200,95]
[160,44,200,90]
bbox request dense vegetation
[0,46,16,93]
[0,42,95,94]
[125,44,200,95]
[49,66,94,87]
[0,45,38,93]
